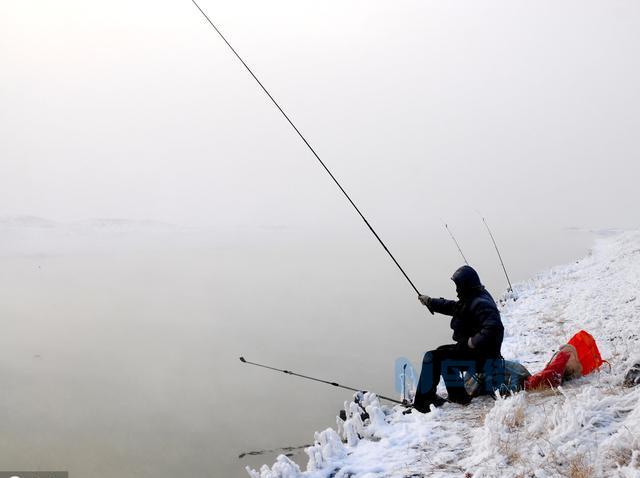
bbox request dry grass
[506,450,522,466]
[610,447,633,467]
[528,386,562,397]
[503,403,526,430]
[567,454,594,478]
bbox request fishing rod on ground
[238,443,312,460]
[478,213,513,293]
[441,219,469,265]
[239,357,405,405]
[189,0,432,314]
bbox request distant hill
[71,218,177,231]
[0,215,59,228]
[0,215,177,231]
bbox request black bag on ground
[623,363,640,388]
[465,360,531,397]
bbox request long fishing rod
[190,0,421,298]
[479,215,513,292]
[238,443,312,460]
[239,357,404,405]
[442,220,469,265]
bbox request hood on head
[451,265,483,297]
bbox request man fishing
[192,0,512,415]
[412,265,504,413]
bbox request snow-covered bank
[248,231,640,478]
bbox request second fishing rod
[441,217,514,294]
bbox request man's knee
[436,344,457,352]
[425,344,457,363]
[422,350,434,364]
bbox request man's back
[465,289,503,357]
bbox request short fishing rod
[479,215,513,292]
[239,357,404,405]
[190,0,422,299]
[442,220,469,265]
[401,363,408,404]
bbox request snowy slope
[248,231,640,478]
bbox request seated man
[413,265,504,413]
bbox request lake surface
[0,222,594,476]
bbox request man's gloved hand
[467,337,476,349]
[418,294,434,315]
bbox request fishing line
[189,0,421,296]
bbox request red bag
[567,330,606,375]
[525,350,571,390]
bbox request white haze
[1,1,639,477]
[2,0,639,230]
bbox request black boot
[408,394,447,414]
[446,387,471,405]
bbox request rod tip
[239,356,246,363]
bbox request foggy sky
[2,0,639,232]
[2,5,639,475]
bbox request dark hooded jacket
[429,265,504,357]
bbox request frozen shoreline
[248,231,640,478]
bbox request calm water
[0,223,593,476]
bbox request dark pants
[414,344,501,409]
